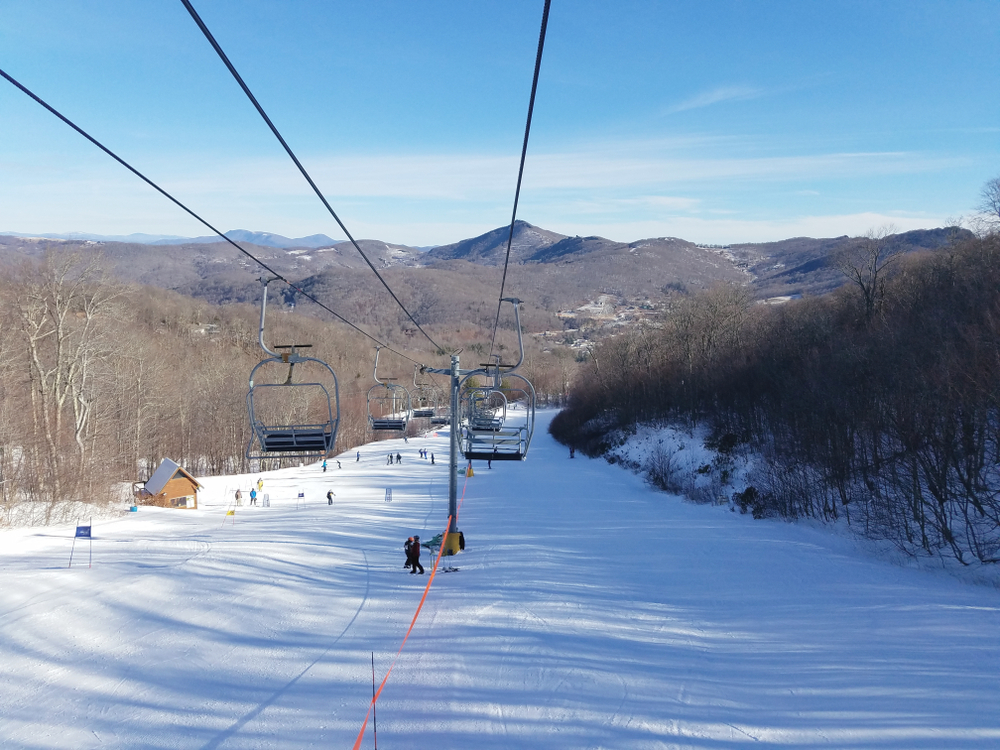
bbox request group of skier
[234,478,265,506]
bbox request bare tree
[11,252,123,503]
[977,175,1000,234]
[834,225,902,321]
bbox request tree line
[552,228,1000,565]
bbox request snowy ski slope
[1,412,999,749]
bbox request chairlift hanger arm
[257,277,281,358]
[494,298,526,374]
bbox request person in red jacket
[409,535,424,574]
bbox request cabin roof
[144,458,203,496]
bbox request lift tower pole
[448,353,460,539]
[424,352,486,556]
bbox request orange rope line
[352,470,472,748]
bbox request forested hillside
[0,251,573,522]
[552,231,1000,565]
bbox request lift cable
[180,0,447,356]
[488,0,551,360]
[0,66,423,367]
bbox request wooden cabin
[135,459,202,509]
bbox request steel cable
[0,66,423,367]
[488,0,551,361]
[180,0,447,356]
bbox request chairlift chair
[461,375,535,461]
[411,366,442,418]
[367,347,412,431]
[459,298,536,461]
[246,279,340,461]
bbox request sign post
[68,520,92,568]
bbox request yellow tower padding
[442,529,462,556]
[466,462,474,478]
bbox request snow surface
[2,412,999,749]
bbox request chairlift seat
[465,448,525,461]
[413,407,435,418]
[371,418,407,431]
[260,426,333,452]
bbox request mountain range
[0,221,969,334]
[0,229,341,249]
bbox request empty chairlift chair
[460,298,536,461]
[246,279,340,461]
[411,366,441,418]
[367,347,412,432]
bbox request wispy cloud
[0,138,971,245]
[667,86,765,114]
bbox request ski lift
[246,279,340,460]
[460,298,536,460]
[368,347,411,431]
[411,366,443,418]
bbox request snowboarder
[327,490,335,505]
[408,535,424,574]
[337,461,341,469]
[249,488,257,506]
[235,488,242,506]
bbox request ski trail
[198,548,371,750]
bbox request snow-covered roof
[144,459,201,495]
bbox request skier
[249,488,257,506]
[322,459,327,473]
[431,453,435,465]
[396,452,402,464]
[570,447,575,458]
[235,488,242,506]
[337,461,341,469]
[257,478,263,492]
[327,490,335,505]
[387,453,393,465]
[356,450,361,462]
[409,535,424,574]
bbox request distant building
[134,459,201,509]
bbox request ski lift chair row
[458,299,536,461]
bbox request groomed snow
[2,412,999,748]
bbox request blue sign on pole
[75,526,91,539]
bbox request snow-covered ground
[2,412,999,748]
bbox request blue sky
[1,0,997,246]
